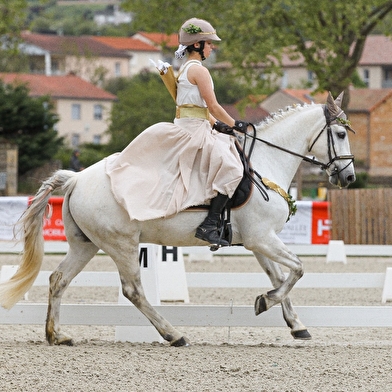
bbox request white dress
[105,60,243,221]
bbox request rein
[240,105,354,218]
[246,106,354,172]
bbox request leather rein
[241,105,355,203]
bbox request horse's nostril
[347,175,355,183]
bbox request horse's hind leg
[111,245,189,346]
[46,240,99,346]
[253,252,311,340]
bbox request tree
[0,0,30,72]
[0,81,63,175]
[106,72,175,152]
[123,0,392,108]
[0,0,28,41]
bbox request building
[133,32,180,66]
[93,4,132,26]
[247,35,392,90]
[0,73,117,147]
[91,36,161,75]
[357,35,392,89]
[20,32,131,83]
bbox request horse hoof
[54,333,74,346]
[254,295,268,316]
[291,329,312,340]
[170,336,190,347]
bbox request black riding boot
[195,193,229,248]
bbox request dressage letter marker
[157,246,190,303]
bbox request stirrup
[209,243,221,252]
[195,225,229,251]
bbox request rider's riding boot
[195,193,229,248]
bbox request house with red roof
[91,36,162,75]
[133,32,178,50]
[0,73,117,147]
[356,35,392,89]
[20,32,167,81]
[20,32,131,83]
[260,88,392,179]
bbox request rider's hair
[186,41,206,60]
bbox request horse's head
[308,92,356,188]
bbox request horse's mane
[255,102,314,130]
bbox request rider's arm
[187,65,235,128]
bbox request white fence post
[382,267,392,303]
[326,240,347,263]
[157,246,189,303]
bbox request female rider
[106,17,249,249]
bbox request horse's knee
[292,259,304,278]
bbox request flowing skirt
[105,118,243,221]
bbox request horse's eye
[337,131,346,139]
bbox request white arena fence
[1,269,392,327]
[1,243,392,343]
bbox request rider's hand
[233,120,249,133]
[213,121,234,135]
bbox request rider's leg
[195,192,229,247]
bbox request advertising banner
[0,197,330,244]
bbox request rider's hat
[178,18,221,46]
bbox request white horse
[0,92,355,346]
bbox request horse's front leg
[246,235,304,314]
[253,251,311,340]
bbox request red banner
[28,196,66,241]
[311,201,330,244]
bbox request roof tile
[21,32,129,58]
[92,36,160,52]
[136,32,179,48]
[0,73,117,100]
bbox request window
[94,104,103,120]
[71,133,80,147]
[115,62,121,77]
[281,70,288,88]
[363,69,369,87]
[383,67,392,88]
[307,70,314,84]
[93,135,101,145]
[71,104,81,120]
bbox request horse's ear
[334,92,344,108]
[326,91,340,117]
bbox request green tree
[106,72,175,152]
[0,0,28,41]
[0,0,30,71]
[0,81,63,175]
[123,0,392,108]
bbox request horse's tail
[0,170,78,309]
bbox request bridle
[307,105,355,175]
[241,105,355,201]
[244,105,354,172]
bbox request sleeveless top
[176,60,209,107]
